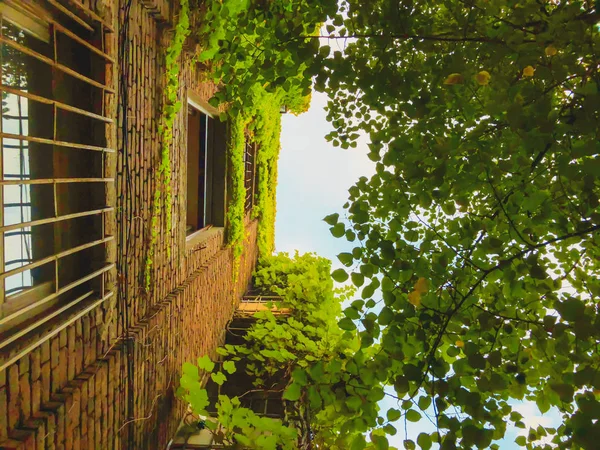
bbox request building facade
[0,0,259,448]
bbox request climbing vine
[191,0,322,268]
[178,253,384,449]
[145,0,190,290]
[226,112,250,276]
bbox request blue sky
[275,91,374,260]
[274,92,560,448]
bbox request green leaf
[339,317,357,331]
[406,409,421,422]
[197,355,215,372]
[351,435,367,450]
[331,223,346,238]
[417,433,432,450]
[338,252,354,266]
[182,362,199,379]
[378,307,394,325]
[383,424,397,436]
[371,434,389,450]
[346,395,362,411]
[222,361,236,374]
[210,371,227,386]
[283,382,302,401]
[387,408,401,422]
[515,435,527,446]
[332,268,349,282]
[403,440,416,450]
[323,213,339,225]
[352,272,365,287]
[418,396,432,410]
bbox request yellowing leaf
[414,277,429,294]
[408,291,421,307]
[407,277,428,307]
[443,73,464,85]
[475,70,491,85]
[545,45,557,57]
[456,340,464,348]
[522,65,535,77]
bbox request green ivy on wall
[178,253,375,448]
[145,0,190,290]
[146,0,319,287]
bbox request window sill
[185,226,223,252]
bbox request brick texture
[0,0,259,448]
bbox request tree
[319,0,600,448]
[184,0,600,448]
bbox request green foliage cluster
[179,253,401,448]
[145,0,190,290]
[226,112,250,272]
[147,0,320,283]
[223,84,285,270]
[248,87,284,258]
[192,0,325,264]
[194,0,335,114]
[318,0,600,448]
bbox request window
[0,1,115,340]
[186,99,226,238]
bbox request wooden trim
[185,226,221,251]
[0,290,94,350]
[0,291,112,371]
[0,207,114,232]
[0,1,51,42]
[1,236,115,279]
[52,0,114,33]
[45,0,94,32]
[2,280,54,317]
[0,263,114,326]
[0,132,115,153]
[236,302,290,315]
[188,91,219,118]
[1,178,114,185]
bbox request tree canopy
[181,0,600,448]
[320,1,600,448]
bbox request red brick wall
[0,0,259,448]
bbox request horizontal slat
[0,263,114,326]
[0,290,94,350]
[0,132,115,153]
[0,85,112,123]
[55,62,115,93]
[1,206,113,232]
[1,178,114,185]
[3,203,31,207]
[0,291,113,370]
[54,22,114,63]
[52,0,114,33]
[0,36,115,94]
[45,0,95,32]
[1,235,114,279]
[5,231,31,237]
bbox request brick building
[0,0,261,448]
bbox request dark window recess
[186,105,227,235]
